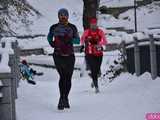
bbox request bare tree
[0,0,42,35]
[83,0,100,30]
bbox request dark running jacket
[47,22,80,55]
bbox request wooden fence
[124,34,160,79]
[0,39,20,120]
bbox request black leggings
[53,54,75,99]
[86,55,102,88]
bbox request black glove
[80,45,84,53]
[95,45,103,51]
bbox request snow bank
[98,14,126,28]
[25,0,83,35]
[21,55,54,67]
[144,29,160,38]
[0,38,14,54]
[1,37,16,43]
[0,48,14,55]
[17,37,49,50]
[118,1,160,31]
[132,32,149,40]
[100,0,135,7]
[0,38,15,73]
[0,53,11,73]
[21,53,85,69]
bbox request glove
[80,45,84,53]
[50,42,55,48]
[95,45,103,51]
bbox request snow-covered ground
[16,65,160,120]
[16,50,160,120]
[1,1,160,119]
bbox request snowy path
[16,66,160,120]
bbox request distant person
[47,8,80,110]
[80,18,107,93]
[19,60,43,85]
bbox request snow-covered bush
[101,49,127,83]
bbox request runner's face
[90,23,97,30]
[59,15,68,24]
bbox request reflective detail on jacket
[80,28,107,56]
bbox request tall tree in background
[83,0,100,30]
[0,0,41,35]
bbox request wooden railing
[124,34,160,79]
[0,39,20,120]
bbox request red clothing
[81,28,107,56]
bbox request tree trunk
[83,0,99,30]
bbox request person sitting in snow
[19,60,43,85]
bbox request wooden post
[149,34,157,80]
[15,40,21,85]
[0,41,17,120]
[12,41,20,89]
[0,73,14,120]
[120,40,127,72]
[9,54,17,100]
[1,42,5,48]
[134,36,141,76]
[134,0,137,32]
